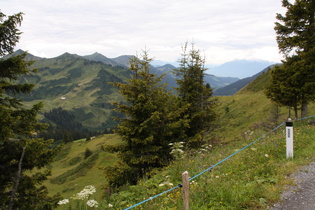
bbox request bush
[104,161,139,189]
[84,148,93,159]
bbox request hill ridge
[7,50,274,134]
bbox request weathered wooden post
[286,119,293,159]
[182,171,189,210]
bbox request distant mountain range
[207,59,276,79]
[4,50,276,132]
[152,59,276,79]
[213,65,276,96]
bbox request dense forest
[39,107,112,142]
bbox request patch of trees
[44,107,84,131]
[0,11,61,209]
[104,44,217,189]
[68,67,83,78]
[39,107,108,142]
[265,0,315,118]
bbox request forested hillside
[8,51,129,138]
[5,50,241,141]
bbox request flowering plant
[169,142,185,159]
[72,185,96,200]
[87,199,99,208]
[57,185,99,208]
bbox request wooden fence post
[182,171,189,210]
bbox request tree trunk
[301,101,308,118]
[294,106,298,119]
[9,147,26,210]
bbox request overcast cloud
[1,0,286,65]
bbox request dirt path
[271,161,315,210]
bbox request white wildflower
[159,183,164,187]
[171,148,184,154]
[169,183,173,186]
[265,154,269,158]
[87,199,99,208]
[108,203,113,207]
[72,185,96,200]
[57,199,69,205]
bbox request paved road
[271,161,315,210]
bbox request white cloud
[2,0,285,64]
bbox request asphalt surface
[271,161,315,210]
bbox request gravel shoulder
[271,161,315,210]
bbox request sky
[1,0,286,65]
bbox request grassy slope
[213,69,314,143]
[44,134,122,200]
[100,70,315,209]
[48,69,315,208]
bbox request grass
[47,83,315,209]
[213,93,285,143]
[98,120,315,209]
[43,134,122,201]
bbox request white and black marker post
[286,119,293,159]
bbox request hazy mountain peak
[111,55,134,68]
[3,49,43,61]
[57,52,81,58]
[87,52,108,59]
[207,59,275,79]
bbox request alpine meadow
[1,0,315,209]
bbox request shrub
[84,148,93,159]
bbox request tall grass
[97,120,315,209]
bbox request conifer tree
[265,64,301,118]
[106,51,189,187]
[173,43,216,148]
[267,0,315,117]
[0,11,60,209]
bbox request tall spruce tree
[265,64,301,118]
[173,43,216,148]
[267,0,315,117]
[106,51,189,187]
[0,11,60,209]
